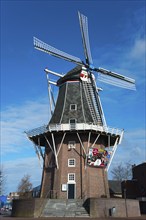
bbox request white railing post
[26,123,124,139]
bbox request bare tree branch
[0,166,7,195]
[111,162,132,181]
[17,174,33,193]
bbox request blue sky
[1,0,145,194]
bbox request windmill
[26,12,135,199]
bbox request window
[69,118,76,130]
[68,173,75,182]
[68,141,76,149]
[69,118,76,124]
[68,159,76,167]
[70,104,77,111]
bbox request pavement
[1,215,146,220]
[1,210,146,220]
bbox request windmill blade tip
[33,36,37,40]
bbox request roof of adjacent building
[108,180,122,194]
[133,162,146,170]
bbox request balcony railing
[26,123,124,139]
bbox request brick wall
[40,132,110,199]
[89,198,141,218]
[12,198,141,218]
[85,166,109,198]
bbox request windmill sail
[95,67,136,90]
[33,12,136,91]
[33,37,83,66]
[78,11,93,66]
[97,73,136,90]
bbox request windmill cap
[57,65,83,86]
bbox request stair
[82,81,103,125]
[41,199,89,217]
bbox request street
[1,213,146,220]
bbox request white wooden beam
[57,133,66,156]
[106,137,118,172]
[51,133,59,169]
[44,68,64,77]
[44,134,54,153]
[90,133,100,148]
[77,133,86,155]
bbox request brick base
[11,198,47,217]
[12,197,141,218]
[89,198,141,218]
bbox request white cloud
[1,98,50,155]
[121,128,146,157]
[4,157,42,194]
[124,129,145,141]
[1,97,51,194]
[129,38,146,61]
[108,127,146,177]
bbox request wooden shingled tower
[26,12,136,199]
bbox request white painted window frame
[70,104,77,111]
[68,158,76,167]
[68,173,75,182]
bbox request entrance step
[41,199,89,217]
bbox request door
[68,184,75,199]
[69,118,76,130]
